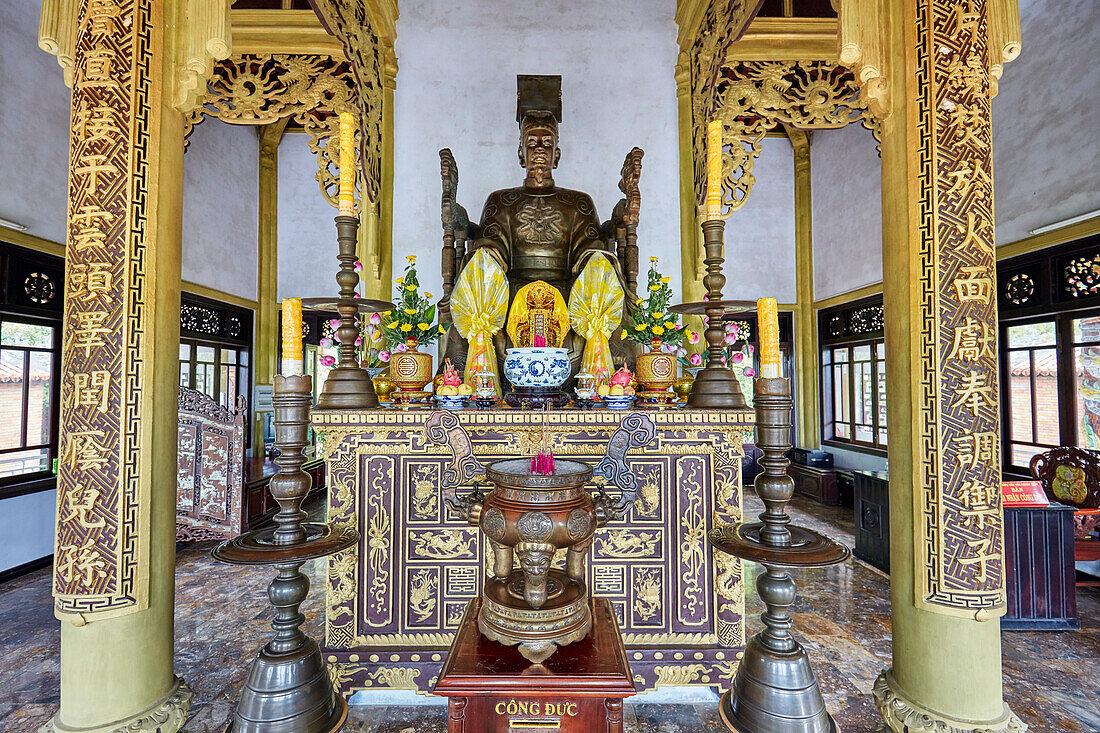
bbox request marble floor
[1,493,1097,733]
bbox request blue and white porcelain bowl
[433,394,468,409]
[503,347,571,389]
[603,395,635,410]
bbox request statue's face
[519,122,560,188]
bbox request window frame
[998,234,1100,476]
[0,313,62,493]
[818,295,887,456]
[820,337,887,453]
[998,307,1100,475]
[0,241,65,499]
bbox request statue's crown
[517,74,562,124]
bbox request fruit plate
[603,395,636,410]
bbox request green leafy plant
[379,255,448,350]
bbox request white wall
[0,490,56,573]
[830,446,889,474]
[992,0,1100,246]
[182,120,260,300]
[277,133,343,301]
[811,124,882,301]
[0,0,71,243]
[724,137,796,302]
[391,0,682,303]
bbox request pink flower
[689,353,703,366]
[319,355,336,367]
[731,352,744,363]
[395,343,407,353]
[378,350,391,362]
[328,319,341,330]
[676,346,687,357]
[702,294,710,301]
[354,260,363,273]
[369,312,381,325]
[725,323,739,337]
[354,337,363,347]
[744,367,756,377]
[723,333,736,345]
[687,330,700,345]
[747,344,754,354]
[319,337,334,349]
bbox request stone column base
[873,671,1026,733]
[39,676,193,733]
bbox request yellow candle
[281,298,303,376]
[757,297,780,378]
[338,111,356,216]
[705,120,723,220]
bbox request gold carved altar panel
[313,408,753,694]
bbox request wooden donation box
[312,407,753,694]
[434,598,634,732]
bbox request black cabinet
[789,464,841,505]
[854,470,890,574]
[1002,503,1078,630]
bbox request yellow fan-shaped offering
[568,254,624,380]
[451,249,509,389]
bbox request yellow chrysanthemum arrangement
[379,255,449,350]
[623,257,684,347]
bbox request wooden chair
[176,387,246,542]
[1030,447,1100,586]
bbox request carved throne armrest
[440,149,479,306]
[603,147,644,296]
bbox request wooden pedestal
[433,598,636,733]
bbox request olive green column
[875,0,1022,729]
[675,51,706,349]
[254,120,287,453]
[43,0,191,729]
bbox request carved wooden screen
[176,386,246,542]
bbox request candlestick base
[315,366,380,410]
[685,366,748,409]
[718,639,840,733]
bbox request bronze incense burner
[426,410,655,662]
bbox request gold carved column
[39,0,227,729]
[873,0,1022,729]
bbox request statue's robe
[439,186,633,379]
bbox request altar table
[311,406,754,695]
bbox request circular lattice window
[1004,273,1035,306]
[24,272,56,305]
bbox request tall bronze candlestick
[670,218,749,408]
[214,374,358,732]
[709,377,849,733]
[314,214,388,410]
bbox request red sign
[1001,481,1050,507]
